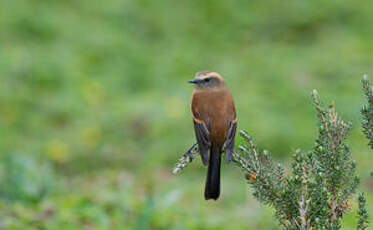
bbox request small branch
[232,149,253,174]
[172,143,198,174]
[238,130,261,174]
[298,167,311,230]
[357,193,369,230]
[173,140,256,176]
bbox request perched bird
[189,71,237,200]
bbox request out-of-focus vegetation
[361,76,373,149]
[0,0,372,229]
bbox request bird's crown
[194,71,223,81]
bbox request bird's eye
[204,78,210,82]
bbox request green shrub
[0,153,55,203]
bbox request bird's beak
[188,79,199,84]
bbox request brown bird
[189,71,237,200]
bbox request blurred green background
[1,0,372,229]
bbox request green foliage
[357,193,369,230]
[234,132,287,216]
[233,91,362,230]
[0,154,55,203]
[361,75,373,149]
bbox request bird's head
[188,71,224,89]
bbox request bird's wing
[225,102,237,163]
[192,112,211,166]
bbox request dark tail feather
[204,146,221,200]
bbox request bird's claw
[183,142,198,159]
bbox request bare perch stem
[172,141,254,175]
[172,142,198,174]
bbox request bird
[189,71,237,200]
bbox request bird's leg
[172,142,199,174]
